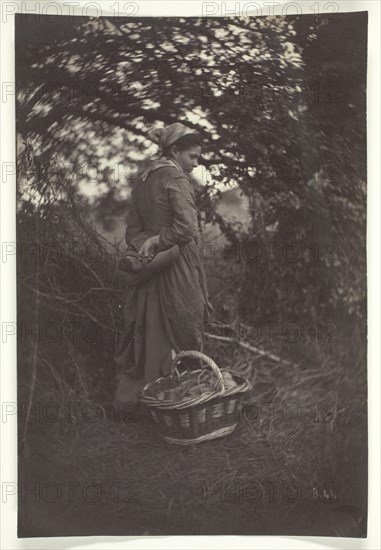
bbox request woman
[114,122,213,405]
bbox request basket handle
[171,350,225,393]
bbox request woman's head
[163,133,202,173]
[147,122,202,173]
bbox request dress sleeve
[158,173,198,251]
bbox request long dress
[114,159,212,404]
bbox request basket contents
[149,369,238,403]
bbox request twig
[203,331,296,367]
[21,232,40,458]
[65,339,89,397]
[21,282,116,332]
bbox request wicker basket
[139,350,252,445]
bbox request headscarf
[139,122,198,182]
[147,122,198,156]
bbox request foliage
[16,13,367,394]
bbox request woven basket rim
[140,369,251,410]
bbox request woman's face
[171,145,201,173]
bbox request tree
[16,12,367,367]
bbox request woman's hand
[138,235,160,259]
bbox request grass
[18,335,367,537]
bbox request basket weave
[139,350,251,445]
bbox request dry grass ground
[18,335,367,537]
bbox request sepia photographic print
[2,0,376,542]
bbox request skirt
[114,239,211,404]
